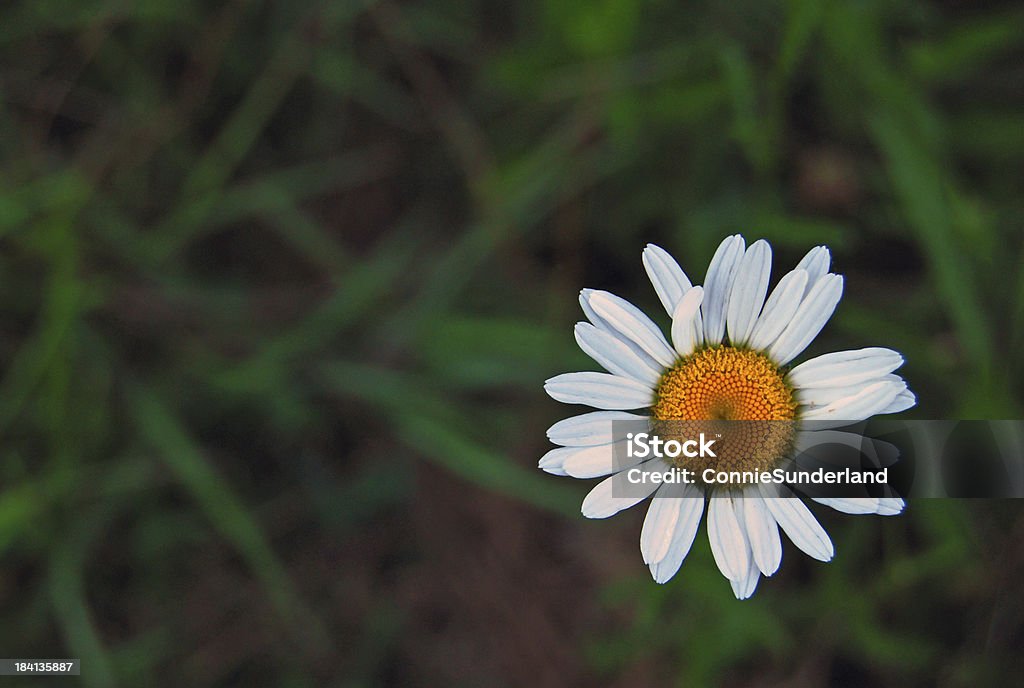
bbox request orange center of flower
[653,347,796,421]
[651,346,797,479]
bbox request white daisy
[541,235,914,599]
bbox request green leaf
[129,384,327,650]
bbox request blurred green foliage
[1,0,1023,686]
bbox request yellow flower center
[651,346,797,479]
[653,347,796,421]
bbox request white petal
[800,379,904,427]
[588,291,677,368]
[563,441,640,479]
[767,274,844,366]
[670,286,704,357]
[726,240,772,345]
[649,486,705,583]
[538,447,569,475]
[579,290,662,371]
[580,289,607,328]
[729,548,761,600]
[642,244,692,316]
[813,496,905,516]
[788,348,904,389]
[545,372,653,410]
[707,494,750,581]
[641,484,684,564]
[747,269,808,351]
[881,389,916,414]
[876,497,906,515]
[795,245,831,295]
[741,491,782,576]
[575,322,663,387]
[547,411,648,447]
[795,373,904,410]
[811,496,880,514]
[581,468,660,519]
[759,487,834,561]
[701,235,746,345]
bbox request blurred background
[2,0,1024,685]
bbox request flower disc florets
[651,346,797,480]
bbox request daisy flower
[541,235,914,598]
